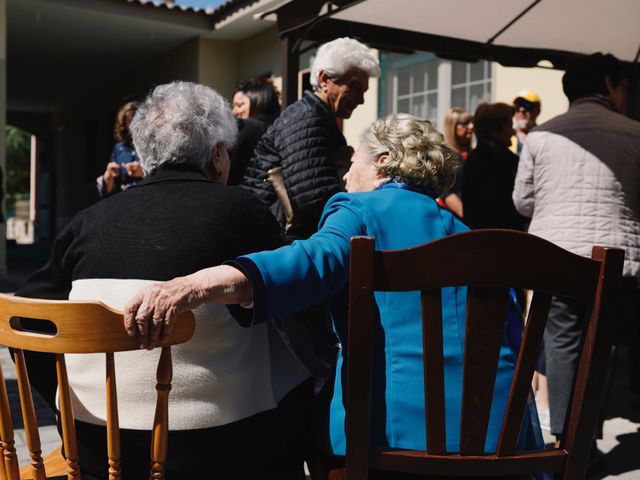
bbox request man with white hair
[242,37,380,240]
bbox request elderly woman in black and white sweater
[17,81,310,479]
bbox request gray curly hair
[360,114,458,196]
[309,37,380,91]
[131,81,237,174]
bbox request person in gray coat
[513,53,640,442]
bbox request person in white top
[513,52,640,442]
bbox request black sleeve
[241,127,279,209]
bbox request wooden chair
[0,293,195,480]
[335,230,624,480]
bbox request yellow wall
[199,27,282,102]
[343,74,379,147]
[493,65,568,124]
[238,27,281,81]
[0,0,6,271]
[198,38,240,99]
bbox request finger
[159,307,178,345]
[136,307,151,349]
[124,297,143,337]
[148,311,165,349]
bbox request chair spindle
[106,352,121,480]
[13,350,45,480]
[459,286,509,455]
[149,346,172,480]
[497,291,551,456]
[56,354,81,479]
[0,361,19,480]
[421,288,446,455]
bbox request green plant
[5,126,31,195]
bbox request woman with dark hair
[232,77,281,124]
[229,78,281,185]
[97,101,145,198]
[461,102,527,231]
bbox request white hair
[309,37,380,91]
[360,114,459,196]
[131,81,237,174]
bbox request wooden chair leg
[20,445,69,480]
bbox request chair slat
[421,289,446,455]
[12,350,45,480]
[149,347,172,480]
[497,291,552,456]
[106,352,121,480]
[372,230,600,298]
[0,362,20,480]
[56,354,81,480]
[561,247,625,479]
[460,286,509,455]
[344,236,376,480]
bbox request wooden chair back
[340,230,624,479]
[0,293,195,480]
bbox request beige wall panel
[343,75,379,147]
[238,27,281,81]
[493,65,568,123]
[198,38,240,100]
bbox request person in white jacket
[513,53,640,441]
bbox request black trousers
[71,379,312,480]
[545,277,640,436]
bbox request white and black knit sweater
[17,165,309,430]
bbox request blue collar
[376,181,437,199]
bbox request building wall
[238,27,281,81]
[343,75,379,147]
[48,39,200,232]
[0,0,6,271]
[199,27,282,102]
[198,38,240,99]
[493,65,568,124]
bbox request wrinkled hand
[124,276,204,350]
[103,162,120,194]
[124,161,144,178]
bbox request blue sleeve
[238,193,365,323]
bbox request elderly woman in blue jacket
[125,113,542,458]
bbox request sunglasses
[514,100,536,112]
[457,119,473,126]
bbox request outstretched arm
[124,265,253,349]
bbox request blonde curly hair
[360,114,458,196]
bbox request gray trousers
[545,277,640,436]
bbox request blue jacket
[236,185,540,454]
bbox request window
[450,60,492,115]
[382,52,492,128]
